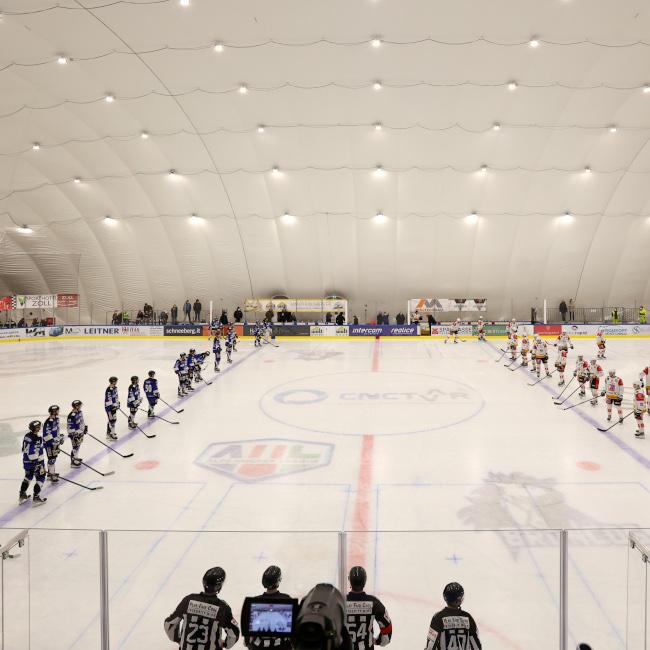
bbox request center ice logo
[195,438,334,482]
[260,371,483,436]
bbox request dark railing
[542,307,645,324]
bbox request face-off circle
[259,371,484,436]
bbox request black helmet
[180,352,186,357]
[443,582,464,605]
[109,376,118,383]
[48,405,59,415]
[71,399,82,408]
[262,565,282,589]
[189,348,196,354]
[148,370,155,377]
[202,567,226,594]
[131,375,138,383]
[29,420,42,433]
[349,566,367,591]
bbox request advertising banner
[56,293,79,307]
[244,298,347,313]
[430,325,474,336]
[64,326,122,336]
[409,298,487,313]
[310,325,349,337]
[0,297,14,311]
[534,324,562,335]
[15,294,56,309]
[349,324,418,336]
[24,327,47,338]
[272,324,311,336]
[0,328,23,339]
[562,324,650,337]
[164,324,203,336]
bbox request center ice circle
[259,371,484,436]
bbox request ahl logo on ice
[195,438,334,482]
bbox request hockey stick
[59,449,115,476]
[87,432,134,458]
[118,408,156,438]
[597,410,634,432]
[263,340,280,348]
[58,475,103,491]
[159,397,184,414]
[494,348,507,362]
[504,354,519,367]
[528,370,556,386]
[554,384,580,405]
[551,376,574,401]
[562,397,598,411]
[200,376,213,386]
[138,408,179,424]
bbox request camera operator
[242,565,294,650]
[424,582,481,650]
[164,567,240,650]
[294,583,351,650]
[345,566,392,650]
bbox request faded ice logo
[260,371,483,436]
[195,438,334,482]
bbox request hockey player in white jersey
[554,332,573,352]
[476,318,486,342]
[507,319,518,340]
[520,334,530,366]
[602,369,624,423]
[446,319,461,344]
[533,336,551,378]
[588,359,604,405]
[596,330,606,359]
[633,382,646,438]
[507,334,518,361]
[43,405,64,482]
[574,355,590,398]
[555,348,568,386]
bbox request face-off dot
[576,461,601,471]
[135,460,160,470]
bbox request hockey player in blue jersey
[43,405,64,482]
[187,349,196,384]
[127,376,142,429]
[19,420,47,506]
[192,350,209,382]
[253,322,262,348]
[175,352,190,397]
[225,330,234,363]
[67,400,86,465]
[212,335,222,371]
[230,325,238,351]
[143,370,159,417]
[104,376,120,440]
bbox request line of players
[502,322,645,439]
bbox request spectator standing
[568,297,575,321]
[325,311,332,323]
[183,299,192,323]
[265,307,274,322]
[376,312,383,325]
[428,314,436,326]
[395,312,405,325]
[336,312,345,326]
[160,310,168,325]
[194,298,202,323]
[170,304,178,325]
[424,582,481,650]
[164,567,239,650]
[353,315,359,325]
[640,305,647,324]
[559,300,567,322]
[220,310,229,327]
[234,306,243,322]
[383,311,390,325]
[111,311,119,325]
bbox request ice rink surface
[1,336,650,649]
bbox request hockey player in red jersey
[602,369,624,424]
[596,330,606,359]
[476,318,485,342]
[508,334,518,361]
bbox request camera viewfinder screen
[249,602,294,634]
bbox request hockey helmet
[443,582,464,605]
[48,404,59,415]
[202,567,226,594]
[131,375,138,383]
[262,565,282,589]
[109,376,118,384]
[577,354,583,361]
[148,370,155,377]
[71,399,82,408]
[180,352,186,357]
[349,566,367,591]
[28,420,42,433]
[589,359,597,365]
[633,381,641,390]
[189,348,196,354]
[608,369,616,377]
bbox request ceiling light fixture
[466,211,478,224]
[214,42,224,53]
[141,131,149,139]
[371,38,381,48]
[257,125,265,133]
[189,214,202,224]
[529,37,540,48]
[282,212,296,225]
[373,81,382,90]
[584,166,591,173]
[16,225,33,234]
[180,0,190,6]
[271,166,280,175]
[373,122,383,131]
[373,212,388,224]
[105,94,114,103]
[73,177,81,183]
[104,216,116,225]
[57,55,68,65]
[32,143,40,150]
[492,122,501,131]
[644,84,650,94]
[508,81,517,90]
[609,125,617,133]
[239,84,248,94]
[560,211,573,224]
[374,165,385,177]
[480,164,487,173]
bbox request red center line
[347,337,380,568]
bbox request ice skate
[32,494,47,507]
[19,492,31,505]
